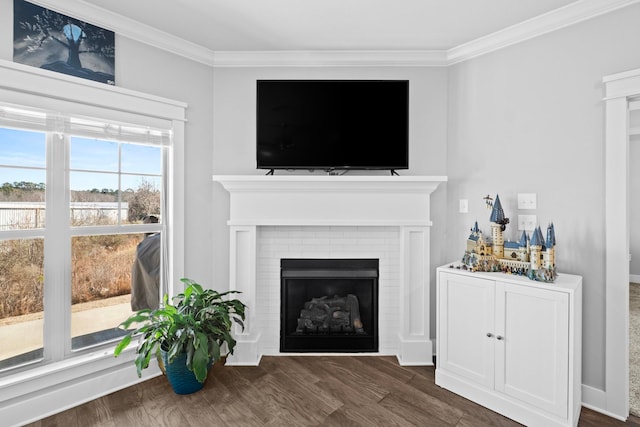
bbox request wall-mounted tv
[256,80,409,172]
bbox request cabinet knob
[486,333,493,338]
[496,335,504,341]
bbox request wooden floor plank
[357,355,417,383]
[181,386,250,427]
[407,370,522,427]
[252,371,339,426]
[344,356,466,425]
[260,355,322,384]
[206,366,277,426]
[325,402,415,426]
[300,356,391,401]
[378,392,460,426]
[135,376,189,426]
[26,356,640,427]
[31,407,79,427]
[74,397,117,427]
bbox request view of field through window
[0,127,163,369]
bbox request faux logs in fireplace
[280,258,379,352]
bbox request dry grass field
[0,234,141,320]
[0,182,159,320]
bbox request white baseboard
[581,384,628,422]
[630,274,640,284]
[396,337,434,366]
[224,333,262,366]
[581,384,606,411]
[436,369,575,427]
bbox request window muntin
[69,172,120,226]
[69,137,162,227]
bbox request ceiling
[80,0,581,52]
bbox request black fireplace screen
[280,258,379,352]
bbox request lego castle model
[461,194,557,282]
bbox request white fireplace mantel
[213,175,447,226]
[213,174,447,366]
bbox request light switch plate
[517,193,537,210]
[518,214,537,231]
[459,199,468,213]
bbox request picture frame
[13,0,115,85]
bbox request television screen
[256,80,409,171]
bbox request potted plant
[114,278,246,394]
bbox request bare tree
[126,180,161,222]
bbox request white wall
[447,4,640,391]
[212,67,449,339]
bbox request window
[0,62,185,424]
[0,104,170,371]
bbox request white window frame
[0,60,186,426]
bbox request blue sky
[0,128,161,191]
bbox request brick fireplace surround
[213,175,446,366]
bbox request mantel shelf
[213,174,447,227]
[212,174,447,190]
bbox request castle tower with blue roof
[543,223,556,270]
[529,226,545,270]
[489,194,505,258]
[461,194,557,282]
[518,230,529,262]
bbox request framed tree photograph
[13,0,115,85]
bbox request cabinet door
[438,272,495,388]
[494,282,569,418]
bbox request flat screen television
[256,80,409,172]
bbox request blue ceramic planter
[161,351,206,395]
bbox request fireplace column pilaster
[398,226,433,366]
[226,225,261,365]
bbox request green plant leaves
[113,279,247,383]
[113,333,131,356]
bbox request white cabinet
[436,265,582,427]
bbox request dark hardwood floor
[25,356,640,426]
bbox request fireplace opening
[280,258,379,352]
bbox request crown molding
[447,0,640,65]
[22,0,640,68]
[212,50,447,67]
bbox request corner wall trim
[212,50,448,67]
[447,0,640,64]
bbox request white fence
[0,202,129,230]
